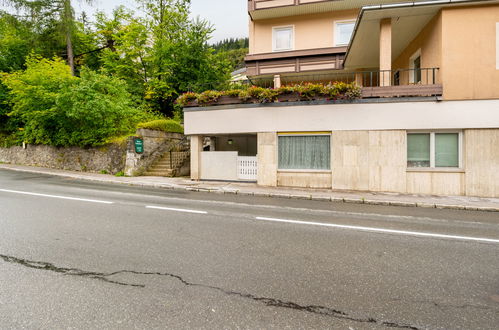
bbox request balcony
[357,68,442,98]
[180,68,442,109]
[245,47,347,77]
[245,68,442,97]
[248,0,340,20]
[248,0,425,20]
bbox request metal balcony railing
[248,68,440,88]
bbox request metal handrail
[246,67,440,88]
[168,136,189,170]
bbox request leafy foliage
[212,38,249,71]
[0,0,231,147]
[1,57,146,147]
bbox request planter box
[277,92,301,103]
[184,92,353,107]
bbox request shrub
[224,89,241,97]
[137,119,184,134]
[294,83,325,100]
[2,57,147,147]
[238,89,252,102]
[174,81,361,106]
[196,90,222,105]
[275,86,295,94]
[176,92,197,107]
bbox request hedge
[137,119,184,134]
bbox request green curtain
[407,133,430,167]
[278,135,331,170]
[435,133,459,167]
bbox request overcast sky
[75,0,248,42]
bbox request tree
[1,0,94,75]
[139,0,231,115]
[95,1,231,117]
[1,56,145,146]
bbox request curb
[1,165,498,213]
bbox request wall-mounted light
[227,139,234,145]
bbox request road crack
[1,253,419,329]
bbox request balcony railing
[248,68,442,98]
[248,0,331,12]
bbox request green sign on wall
[134,138,144,154]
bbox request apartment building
[184,0,499,198]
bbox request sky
[75,0,248,42]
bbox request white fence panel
[238,156,258,181]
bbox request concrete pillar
[257,132,278,187]
[249,19,255,54]
[190,135,203,180]
[273,75,281,89]
[379,18,392,87]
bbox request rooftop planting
[176,82,362,107]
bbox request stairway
[144,151,189,177]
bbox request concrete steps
[143,151,189,177]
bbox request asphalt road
[0,169,498,330]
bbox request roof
[344,0,499,69]
[249,0,431,20]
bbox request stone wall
[0,129,187,177]
[0,143,127,174]
[124,129,185,176]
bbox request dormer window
[335,20,355,46]
[273,26,294,52]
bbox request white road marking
[146,205,208,215]
[0,188,114,204]
[255,217,499,244]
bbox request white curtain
[278,136,331,170]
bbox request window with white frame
[273,26,293,52]
[334,21,355,46]
[407,132,462,169]
[278,134,331,170]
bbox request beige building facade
[184,0,499,198]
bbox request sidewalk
[1,163,499,212]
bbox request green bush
[176,92,197,107]
[196,90,222,105]
[2,57,147,147]
[137,119,184,134]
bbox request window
[273,26,293,52]
[278,135,331,170]
[335,21,355,46]
[409,49,422,84]
[407,132,462,169]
